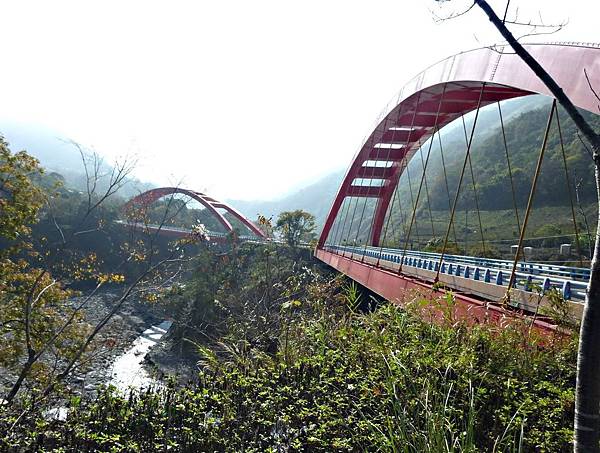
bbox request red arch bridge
[315,43,600,333]
[120,187,268,243]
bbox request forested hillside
[0,121,154,198]
[390,97,598,215]
[228,168,346,231]
[336,97,600,256]
[420,101,599,211]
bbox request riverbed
[109,320,172,392]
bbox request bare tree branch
[430,1,475,23]
[471,0,600,155]
[584,68,600,113]
[501,0,510,23]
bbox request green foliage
[0,139,182,403]
[0,136,46,240]
[424,237,463,254]
[256,213,274,238]
[468,244,502,259]
[0,140,94,398]
[1,271,577,452]
[165,242,318,358]
[275,209,316,247]
[342,281,362,313]
[540,288,580,331]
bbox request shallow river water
[109,320,172,392]
[45,319,172,421]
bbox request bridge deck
[115,221,265,242]
[317,246,586,330]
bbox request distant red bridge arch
[123,187,267,241]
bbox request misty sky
[1,0,599,201]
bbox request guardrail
[115,221,268,242]
[325,245,589,302]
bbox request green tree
[0,139,45,239]
[0,137,89,402]
[275,210,316,247]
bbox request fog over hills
[1,120,153,199]
[229,96,550,230]
[228,168,346,232]
[1,120,85,172]
[0,119,347,225]
[0,95,552,231]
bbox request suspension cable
[435,83,486,281]
[352,195,371,260]
[331,195,352,251]
[399,86,446,271]
[341,124,386,257]
[373,91,415,255]
[419,141,437,236]
[377,136,404,256]
[461,115,487,256]
[338,197,357,256]
[376,104,414,265]
[383,92,424,260]
[329,186,349,250]
[343,121,386,256]
[437,128,459,245]
[505,100,557,295]
[399,131,439,271]
[556,106,584,267]
[384,199,398,248]
[379,167,406,258]
[352,197,371,257]
[497,101,522,232]
[404,165,421,248]
[393,184,409,243]
[364,104,412,262]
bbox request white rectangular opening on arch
[373,143,404,149]
[362,160,394,168]
[351,178,386,187]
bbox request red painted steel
[315,43,600,331]
[318,43,600,248]
[123,187,267,239]
[316,248,559,335]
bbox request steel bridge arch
[318,43,600,249]
[123,187,267,239]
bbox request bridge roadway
[115,221,267,243]
[320,245,588,320]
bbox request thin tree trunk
[576,163,600,451]
[470,0,600,449]
[5,358,34,404]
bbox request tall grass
[0,275,577,452]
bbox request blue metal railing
[325,244,588,302]
[116,221,266,242]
